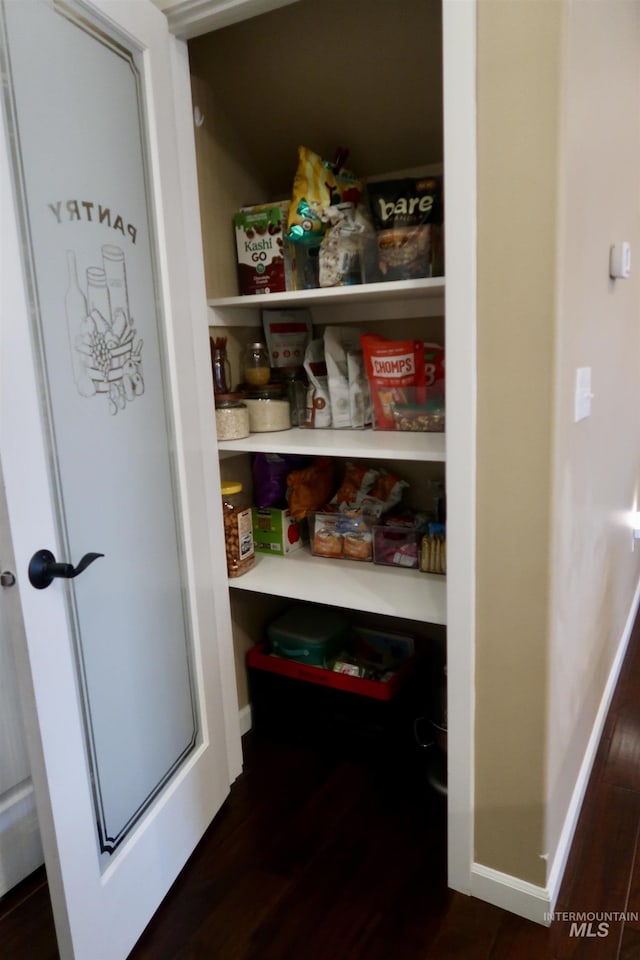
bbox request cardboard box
[234,202,296,295]
[252,507,306,556]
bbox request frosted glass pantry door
[0,1,235,957]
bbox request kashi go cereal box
[234,202,296,295]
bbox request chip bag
[286,146,362,247]
[361,334,426,430]
[286,457,335,520]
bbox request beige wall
[475,0,563,885]
[545,0,640,863]
[476,0,640,888]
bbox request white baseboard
[470,863,551,925]
[470,576,640,927]
[544,574,640,913]
[0,781,44,898]
[239,703,252,737]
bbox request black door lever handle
[28,549,104,590]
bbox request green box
[252,507,307,556]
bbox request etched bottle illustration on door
[65,244,144,414]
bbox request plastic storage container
[310,511,373,562]
[267,603,350,667]
[221,481,255,578]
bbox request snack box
[420,523,446,574]
[373,525,420,569]
[234,202,296,295]
[252,507,307,556]
[266,603,350,667]
[310,511,373,562]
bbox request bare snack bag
[367,176,444,281]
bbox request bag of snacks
[286,146,362,248]
[318,202,375,288]
[253,452,311,509]
[303,338,332,428]
[286,457,335,520]
[367,175,444,280]
[325,326,371,429]
[361,334,426,430]
[263,308,312,370]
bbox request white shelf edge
[229,550,447,626]
[208,276,445,310]
[217,428,446,463]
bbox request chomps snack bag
[361,334,426,430]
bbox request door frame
[160,0,478,898]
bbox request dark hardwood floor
[4,612,640,959]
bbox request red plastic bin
[246,642,414,702]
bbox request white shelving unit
[177,0,478,903]
[218,427,445,462]
[208,277,446,326]
[230,550,447,625]
[211,280,447,625]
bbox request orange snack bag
[287,457,335,520]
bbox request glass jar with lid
[242,341,271,387]
[215,394,250,440]
[244,383,291,432]
[221,481,255,578]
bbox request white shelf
[218,427,445,462]
[229,549,446,625]
[208,277,446,326]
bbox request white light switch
[574,367,592,422]
[610,242,631,279]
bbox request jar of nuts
[221,481,255,578]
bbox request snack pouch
[324,326,372,429]
[286,146,363,248]
[286,147,336,247]
[361,334,426,430]
[286,457,335,520]
[262,308,312,369]
[423,341,445,406]
[318,202,375,288]
[303,338,332,428]
[253,452,311,509]
[367,176,443,280]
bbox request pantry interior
[168,0,476,896]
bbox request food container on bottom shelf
[244,383,292,433]
[310,511,373,562]
[267,603,351,667]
